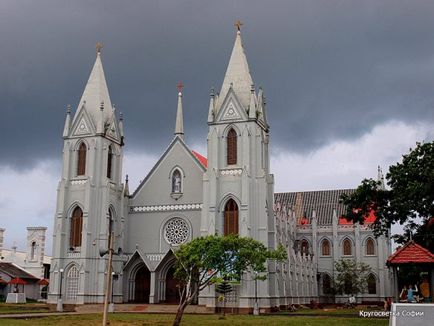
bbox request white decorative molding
[71,179,87,185]
[220,169,243,175]
[146,254,165,262]
[130,203,202,213]
[67,252,81,258]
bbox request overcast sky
[1,0,434,254]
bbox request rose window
[164,218,190,245]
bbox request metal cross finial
[96,42,103,53]
[177,81,184,93]
[234,20,243,31]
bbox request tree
[340,141,434,251]
[171,234,287,326]
[334,259,373,296]
[215,276,234,317]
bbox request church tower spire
[174,82,184,140]
[217,21,254,111]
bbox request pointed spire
[248,84,256,119]
[217,22,254,111]
[124,174,129,197]
[73,43,113,128]
[208,87,215,123]
[97,101,105,134]
[377,166,386,190]
[62,104,71,138]
[119,111,124,139]
[174,82,184,140]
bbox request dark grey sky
[2,0,434,169]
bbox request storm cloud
[1,0,434,169]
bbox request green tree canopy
[171,234,286,326]
[340,141,434,250]
[334,259,373,295]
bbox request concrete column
[149,271,156,303]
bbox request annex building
[47,26,392,311]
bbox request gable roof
[130,136,207,198]
[387,241,434,265]
[0,262,39,280]
[274,189,355,225]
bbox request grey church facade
[48,28,392,310]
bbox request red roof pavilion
[387,241,434,265]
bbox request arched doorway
[165,266,180,304]
[134,265,151,303]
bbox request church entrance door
[165,266,180,304]
[134,265,150,303]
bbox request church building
[48,26,392,311]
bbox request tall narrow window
[321,239,331,256]
[367,274,376,294]
[66,265,79,300]
[343,238,352,256]
[77,143,87,176]
[30,241,36,260]
[227,128,237,165]
[172,169,182,193]
[107,145,113,179]
[366,238,375,255]
[108,210,113,249]
[300,240,309,255]
[224,199,238,235]
[70,207,83,248]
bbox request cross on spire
[177,81,184,93]
[96,42,103,54]
[234,20,243,31]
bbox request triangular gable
[130,136,206,198]
[70,105,96,137]
[123,250,149,271]
[105,114,121,143]
[215,88,248,122]
[387,241,434,265]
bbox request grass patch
[0,313,389,326]
[0,303,50,315]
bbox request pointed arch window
[70,207,83,248]
[172,169,182,193]
[227,128,237,165]
[366,238,375,255]
[321,239,331,256]
[300,239,309,255]
[66,265,80,300]
[77,143,87,176]
[224,198,238,235]
[367,274,376,294]
[343,238,352,256]
[107,145,113,179]
[108,209,114,249]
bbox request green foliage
[340,141,434,248]
[171,234,287,325]
[174,234,287,286]
[334,259,373,295]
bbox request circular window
[164,217,190,245]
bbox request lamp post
[57,269,64,312]
[253,271,259,316]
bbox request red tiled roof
[387,241,434,265]
[339,210,376,225]
[192,150,208,168]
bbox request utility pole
[102,231,114,326]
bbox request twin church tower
[48,26,289,310]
